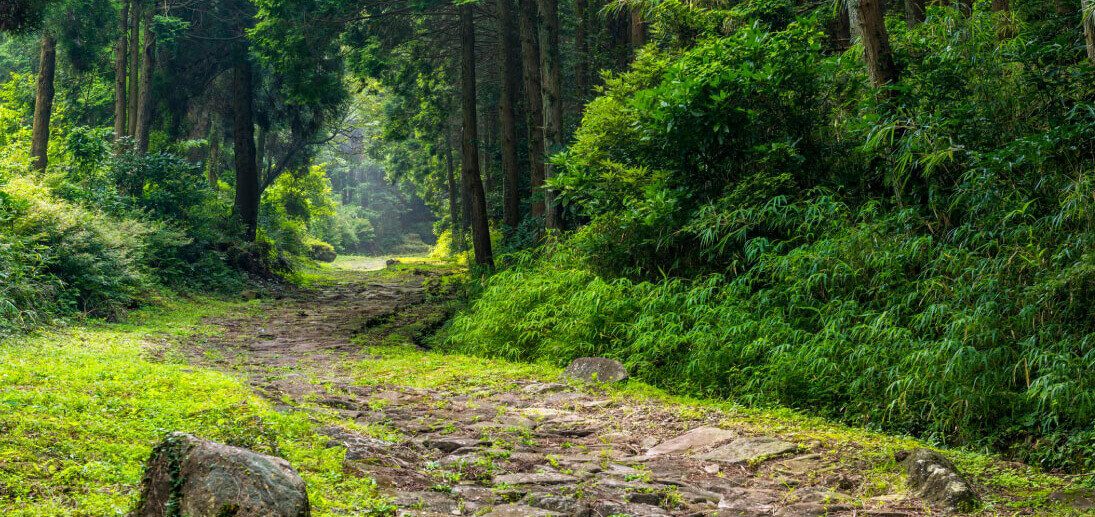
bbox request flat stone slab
[520,407,587,425]
[1048,488,1095,509]
[494,472,580,485]
[646,426,737,456]
[701,437,798,464]
[563,357,628,383]
[482,504,565,517]
[773,453,827,475]
[717,487,782,512]
[422,436,484,453]
[522,383,569,394]
[394,490,461,514]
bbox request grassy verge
[0,297,392,517]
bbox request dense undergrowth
[445,3,1095,473]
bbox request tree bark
[113,0,129,149]
[536,0,561,231]
[849,1,862,44]
[629,9,645,51]
[498,0,521,231]
[575,0,589,97]
[31,32,56,173]
[460,4,494,268]
[906,0,926,27]
[135,4,155,154]
[207,123,221,186]
[518,0,545,218]
[1085,0,1095,62]
[232,56,259,242]
[832,2,852,50]
[855,0,900,90]
[127,1,140,137]
[991,0,1008,11]
[445,122,463,251]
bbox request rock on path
[134,432,310,517]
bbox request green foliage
[553,20,833,278]
[261,164,337,257]
[306,237,337,262]
[0,176,160,322]
[448,4,1095,473]
[0,118,243,332]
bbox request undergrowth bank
[444,3,1095,474]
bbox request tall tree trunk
[575,0,589,98]
[445,122,463,251]
[135,4,155,154]
[906,0,926,27]
[849,1,862,44]
[498,0,521,231]
[460,4,495,268]
[629,9,645,51]
[256,124,267,181]
[856,0,900,90]
[536,0,562,231]
[1085,0,1095,61]
[831,2,852,50]
[31,32,56,173]
[113,0,129,149]
[207,122,221,187]
[127,1,140,137]
[518,0,546,218]
[232,56,259,242]
[480,105,493,197]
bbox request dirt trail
[189,261,937,517]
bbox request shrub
[306,238,337,262]
[0,177,166,320]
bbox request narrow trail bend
[186,260,936,517]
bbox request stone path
[185,262,943,517]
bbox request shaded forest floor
[1,257,1090,516]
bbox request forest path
[185,258,936,517]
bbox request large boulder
[899,448,979,512]
[563,357,628,383]
[133,432,311,517]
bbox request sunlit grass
[0,298,391,517]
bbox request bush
[306,238,337,262]
[0,177,167,321]
[552,20,831,279]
